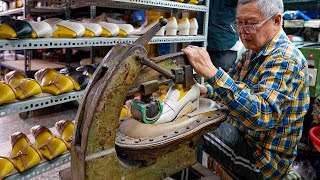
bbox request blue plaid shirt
[206,30,310,179]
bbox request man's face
[236,2,277,53]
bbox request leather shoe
[0,81,16,105]
[0,17,33,39]
[34,68,76,95]
[155,83,200,124]
[5,71,42,100]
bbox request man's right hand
[198,83,208,98]
[182,45,218,79]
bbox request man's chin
[243,42,253,49]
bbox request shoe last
[177,17,190,35]
[31,125,68,160]
[26,21,52,38]
[133,17,165,36]
[34,68,75,95]
[52,21,85,38]
[189,18,198,35]
[0,81,16,105]
[76,64,97,78]
[81,22,103,37]
[155,83,200,124]
[0,156,15,179]
[9,132,42,172]
[165,17,178,36]
[55,120,74,150]
[99,22,119,37]
[117,24,134,36]
[5,71,42,100]
[0,18,33,39]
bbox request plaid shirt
[206,30,310,179]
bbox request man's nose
[239,26,250,34]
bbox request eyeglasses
[230,15,274,34]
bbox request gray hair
[238,0,284,17]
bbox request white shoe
[51,21,85,38]
[133,17,165,36]
[165,17,178,36]
[43,18,63,27]
[189,18,198,36]
[106,17,127,24]
[98,22,119,37]
[81,22,102,37]
[155,83,200,124]
[116,24,134,36]
[177,18,190,36]
[27,21,52,38]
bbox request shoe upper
[165,17,178,30]
[155,83,200,124]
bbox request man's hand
[198,84,208,97]
[182,45,218,79]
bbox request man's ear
[274,14,282,27]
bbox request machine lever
[133,18,167,46]
[138,56,175,79]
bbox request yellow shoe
[52,21,85,38]
[31,125,68,160]
[68,76,81,91]
[119,104,132,120]
[5,71,42,100]
[0,81,16,106]
[0,17,33,39]
[9,132,42,172]
[34,68,75,95]
[0,157,15,179]
[55,120,74,150]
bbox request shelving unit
[0,125,72,180]
[0,1,209,117]
[0,6,66,16]
[0,90,84,118]
[283,0,319,3]
[0,0,210,178]
[0,36,206,50]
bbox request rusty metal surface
[115,109,227,149]
[138,56,175,79]
[71,44,148,180]
[85,141,197,180]
[85,45,147,153]
[133,53,188,87]
[183,65,194,87]
[116,124,221,161]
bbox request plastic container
[309,126,320,152]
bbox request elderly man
[182,0,310,179]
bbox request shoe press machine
[60,18,228,179]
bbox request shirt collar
[253,29,287,58]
